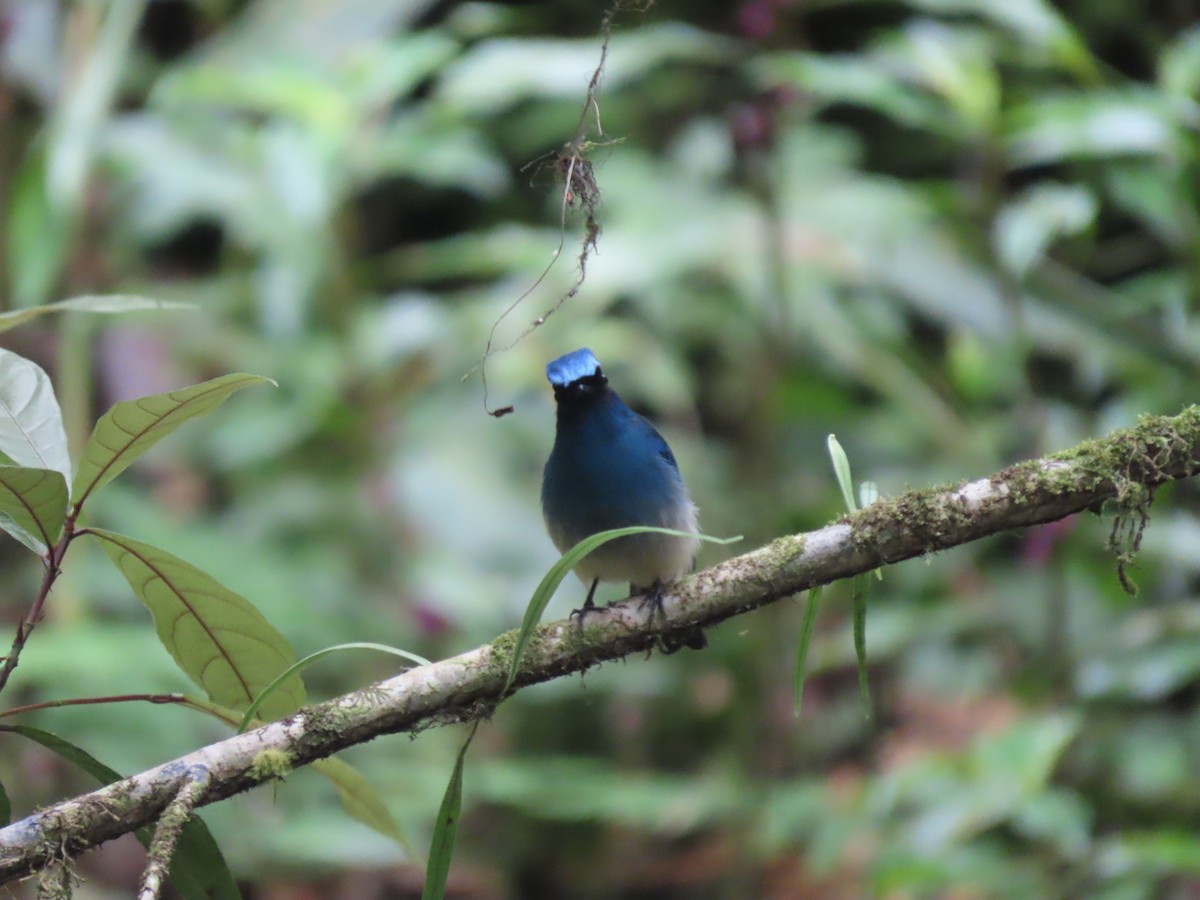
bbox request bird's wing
[635,414,680,473]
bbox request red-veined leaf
[88,528,305,721]
[0,465,67,553]
[72,373,273,508]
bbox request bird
[541,347,704,648]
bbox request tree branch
[1,407,1198,883]
[0,516,78,696]
[137,767,210,900]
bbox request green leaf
[0,295,193,334]
[908,0,1099,80]
[44,0,144,213]
[0,723,122,790]
[438,25,735,112]
[71,373,273,508]
[993,183,1096,279]
[1014,789,1092,858]
[160,804,242,900]
[827,440,884,581]
[505,527,742,691]
[895,20,1000,130]
[88,528,305,721]
[0,466,68,553]
[827,434,857,513]
[4,148,70,308]
[0,724,240,900]
[1101,830,1200,876]
[238,642,430,733]
[755,52,946,132]
[851,574,871,717]
[1006,90,1177,166]
[0,349,72,490]
[793,586,823,716]
[858,481,880,510]
[1161,27,1200,99]
[422,722,478,900]
[313,757,413,854]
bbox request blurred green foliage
[3,0,1200,895]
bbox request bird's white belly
[548,501,700,588]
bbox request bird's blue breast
[542,391,687,540]
[542,348,699,587]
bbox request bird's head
[546,347,609,404]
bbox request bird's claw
[636,580,667,621]
[568,599,599,630]
[636,580,707,652]
[569,578,602,632]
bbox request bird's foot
[635,580,707,653]
[568,597,600,630]
[569,578,602,632]
[636,580,668,621]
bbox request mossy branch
[137,768,209,900]
[1,407,1198,884]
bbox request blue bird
[541,348,702,643]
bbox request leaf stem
[0,693,189,719]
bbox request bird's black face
[552,368,608,404]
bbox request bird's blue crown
[546,348,602,387]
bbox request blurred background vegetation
[2,0,1200,896]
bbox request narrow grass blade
[0,295,192,334]
[793,586,823,717]
[827,434,857,513]
[238,642,430,733]
[422,721,479,900]
[505,528,741,691]
[858,480,879,509]
[851,573,871,717]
